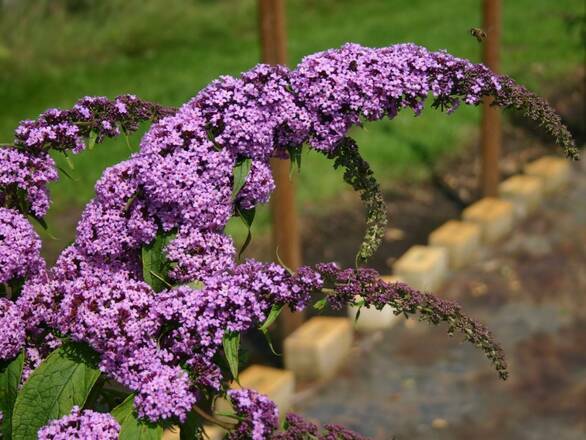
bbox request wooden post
[480,0,502,196]
[258,0,304,336]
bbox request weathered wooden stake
[480,0,502,196]
[258,0,304,336]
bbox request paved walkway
[296,162,586,439]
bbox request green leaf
[112,394,163,440]
[141,231,176,292]
[275,248,294,275]
[258,305,285,356]
[313,298,328,311]
[121,127,133,152]
[123,192,138,214]
[259,304,285,333]
[232,158,252,199]
[222,331,240,381]
[57,166,77,182]
[187,280,204,290]
[259,327,281,357]
[353,307,362,324]
[87,131,97,151]
[287,146,302,176]
[12,342,101,440]
[64,154,75,170]
[179,411,204,440]
[0,351,24,440]
[236,207,255,261]
[30,215,56,240]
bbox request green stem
[192,405,234,431]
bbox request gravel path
[295,161,586,440]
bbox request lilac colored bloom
[76,198,157,257]
[0,148,58,216]
[132,107,236,234]
[20,331,62,384]
[227,388,279,440]
[133,363,197,422]
[273,413,319,439]
[235,160,275,210]
[0,298,26,361]
[102,344,197,422]
[290,43,500,152]
[165,227,236,283]
[54,272,159,356]
[37,406,119,440]
[0,207,45,283]
[273,413,368,439]
[51,245,141,282]
[15,95,172,154]
[195,64,311,160]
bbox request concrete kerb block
[347,275,403,332]
[203,426,226,440]
[524,156,572,194]
[162,427,179,440]
[462,197,515,244]
[284,317,353,381]
[428,220,482,269]
[498,175,544,219]
[215,364,295,421]
[391,245,448,292]
[163,426,225,440]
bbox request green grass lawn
[0,0,583,252]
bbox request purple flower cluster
[0,95,170,219]
[0,207,45,283]
[165,228,235,283]
[15,95,171,153]
[37,406,120,440]
[195,64,311,160]
[227,388,279,440]
[236,160,275,210]
[272,413,368,440]
[0,148,58,217]
[291,43,498,151]
[314,263,508,379]
[0,298,26,360]
[0,42,570,435]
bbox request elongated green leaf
[259,305,285,333]
[275,248,294,275]
[313,298,328,311]
[232,158,252,199]
[12,342,101,440]
[141,231,176,292]
[112,394,163,440]
[258,305,286,356]
[353,307,362,324]
[87,131,97,150]
[0,351,24,439]
[222,331,240,381]
[287,146,302,176]
[179,411,204,440]
[236,207,255,260]
[57,166,77,182]
[64,154,75,170]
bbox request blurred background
[0,0,584,438]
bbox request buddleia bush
[0,43,576,439]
